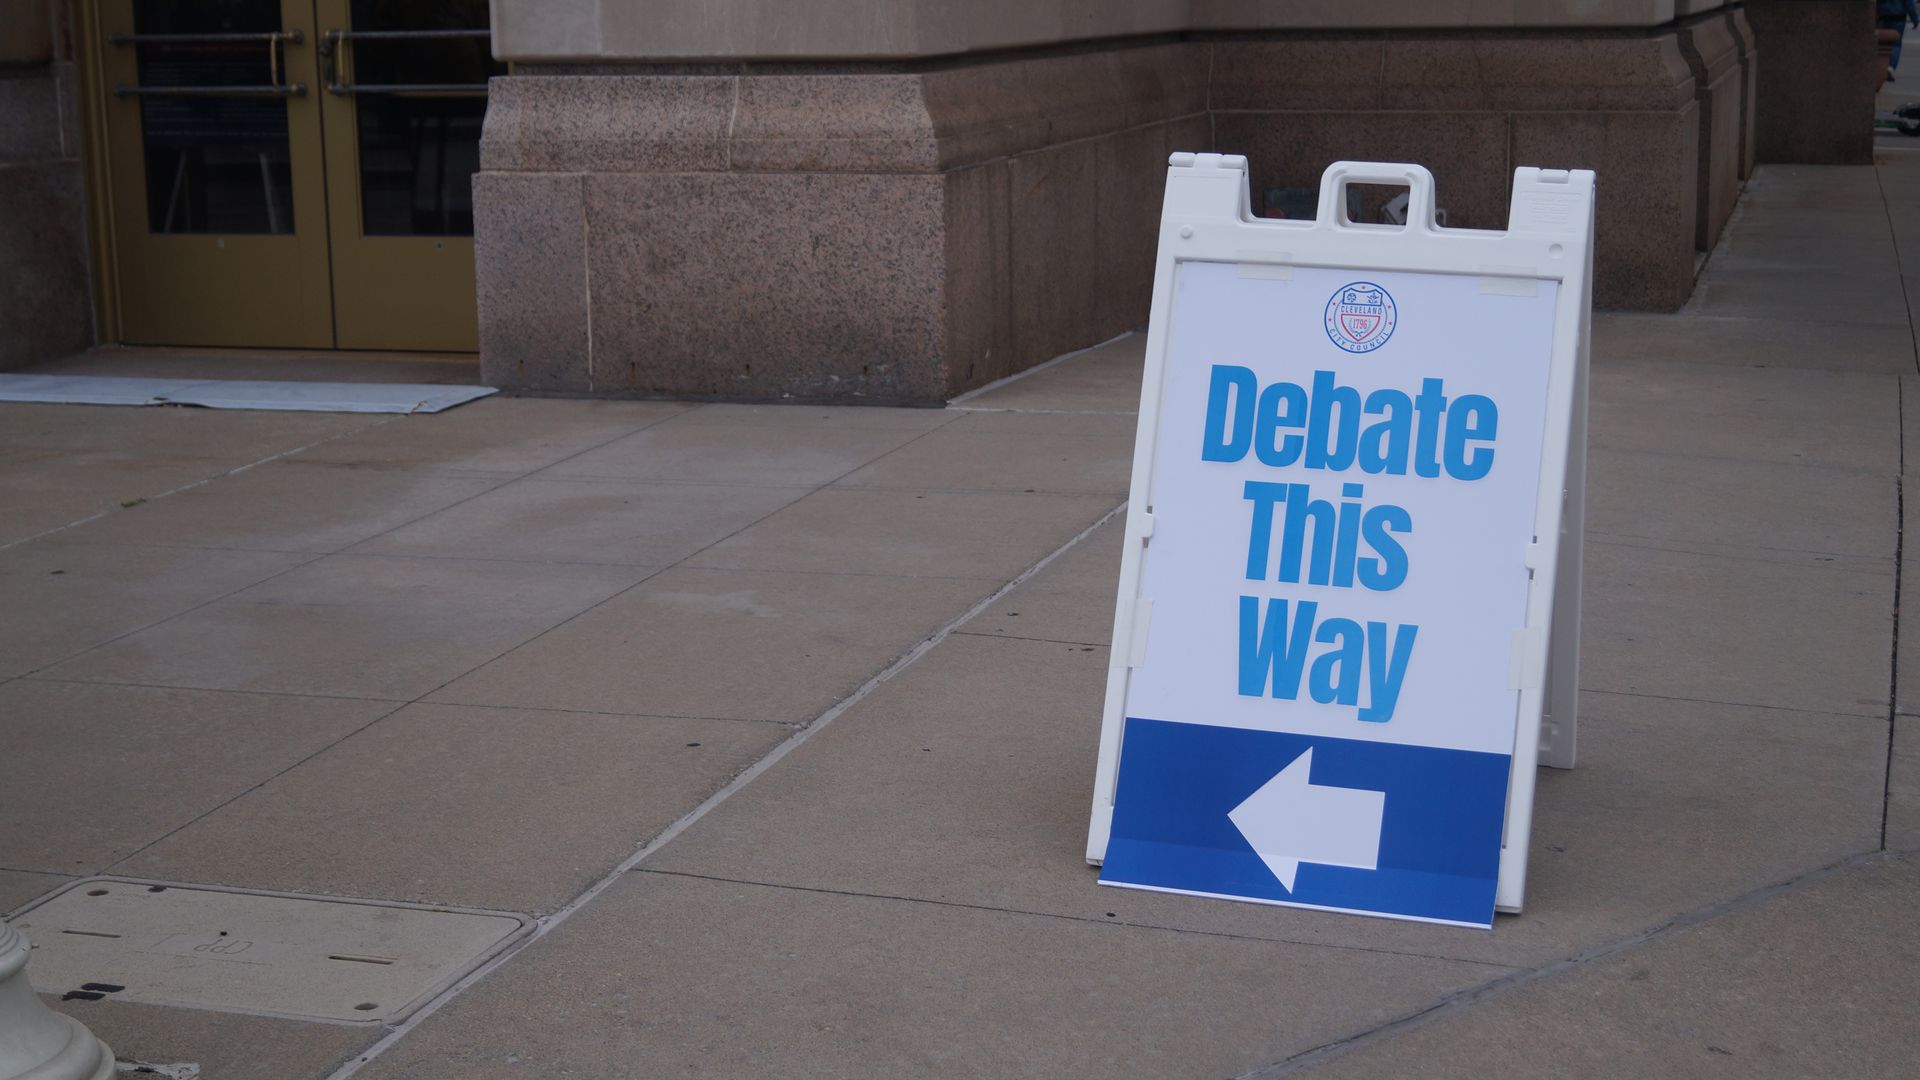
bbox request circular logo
[1324,282,1397,354]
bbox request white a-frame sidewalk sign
[1086,156,1591,928]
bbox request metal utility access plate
[0,374,496,414]
[14,879,528,1023]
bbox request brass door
[93,0,499,351]
[99,0,333,348]
[316,0,498,351]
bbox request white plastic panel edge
[1084,155,1594,920]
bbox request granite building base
[0,2,93,372]
[1208,30,1703,312]
[1679,12,1745,253]
[1746,0,1874,164]
[475,45,1207,402]
[476,22,1755,401]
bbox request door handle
[321,28,491,95]
[110,29,308,97]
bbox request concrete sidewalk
[4,157,1917,1078]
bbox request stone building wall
[477,9,1766,400]
[0,0,93,372]
[1746,0,1874,166]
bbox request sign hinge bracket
[1509,626,1547,690]
[1127,598,1154,667]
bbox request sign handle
[1314,161,1439,230]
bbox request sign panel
[1087,157,1593,928]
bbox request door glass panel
[345,0,504,237]
[133,0,295,234]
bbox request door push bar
[110,29,307,98]
[321,28,492,95]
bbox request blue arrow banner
[1099,717,1512,927]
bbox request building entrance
[92,0,501,351]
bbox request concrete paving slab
[1713,205,1894,245]
[121,703,785,913]
[1737,164,1885,208]
[1710,218,1899,270]
[1580,539,1891,717]
[969,513,1126,646]
[685,488,1118,580]
[348,477,807,566]
[1586,447,1897,560]
[0,480,122,546]
[1707,206,1897,270]
[1897,484,1920,716]
[1588,359,1899,470]
[351,871,1508,1080]
[0,541,309,678]
[0,456,280,547]
[51,461,503,554]
[1684,267,1908,325]
[0,680,390,873]
[1888,715,1920,851]
[832,411,1134,494]
[646,633,1887,970]
[43,554,649,701]
[1592,314,1911,374]
[49,996,377,1079]
[952,333,1147,413]
[1904,375,1920,475]
[542,410,932,486]
[429,565,997,723]
[674,402,959,431]
[1290,854,1920,1080]
[292,398,694,476]
[0,402,381,461]
[0,869,70,915]
[946,408,1141,437]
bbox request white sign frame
[1085,156,1591,915]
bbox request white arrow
[1228,747,1386,892]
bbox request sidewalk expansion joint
[946,331,1136,406]
[631,869,1519,973]
[0,416,406,555]
[321,499,1133,1080]
[1580,686,1888,721]
[1234,848,1907,1080]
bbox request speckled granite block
[474,26,1727,400]
[1216,110,1514,230]
[944,161,1014,391]
[480,75,733,172]
[0,0,51,65]
[1167,112,1212,161]
[475,172,590,393]
[1095,123,1172,338]
[1210,39,1389,111]
[1212,28,1705,309]
[1746,0,1874,164]
[919,42,1207,168]
[0,75,62,164]
[1728,6,1760,179]
[731,75,940,172]
[0,160,91,372]
[584,171,950,403]
[1375,32,1696,111]
[1680,13,1744,252]
[1513,106,1701,310]
[1007,140,1102,377]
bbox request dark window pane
[347,0,502,236]
[134,0,294,234]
